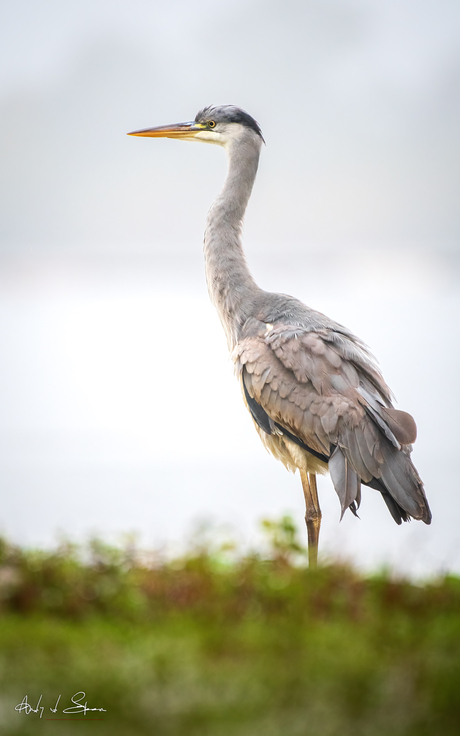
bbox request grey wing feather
[329,446,361,520]
[355,425,381,478]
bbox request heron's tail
[329,436,431,525]
[370,441,431,524]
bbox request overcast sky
[0,1,459,574]
[1,0,459,252]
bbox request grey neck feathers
[203,131,262,350]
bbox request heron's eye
[208,120,216,129]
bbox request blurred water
[0,250,458,577]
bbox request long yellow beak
[127,121,203,139]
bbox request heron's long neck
[204,137,262,350]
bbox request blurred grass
[0,517,459,735]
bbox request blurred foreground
[1,518,459,735]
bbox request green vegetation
[0,517,459,735]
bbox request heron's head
[128,105,264,150]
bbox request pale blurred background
[0,0,459,575]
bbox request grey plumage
[129,104,432,565]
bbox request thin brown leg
[300,471,322,568]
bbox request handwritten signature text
[15,692,106,718]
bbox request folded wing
[233,318,431,525]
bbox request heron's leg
[300,471,322,568]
